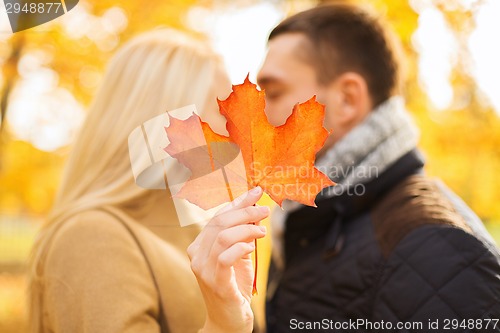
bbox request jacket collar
[324,148,426,220]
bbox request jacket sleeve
[43,211,162,333]
[372,224,500,332]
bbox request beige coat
[41,206,206,333]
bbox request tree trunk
[0,34,24,168]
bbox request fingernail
[259,206,270,214]
[259,226,267,233]
[251,186,262,195]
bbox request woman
[28,29,268,333]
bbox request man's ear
[324,72,372,129]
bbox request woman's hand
[187,186,269,333]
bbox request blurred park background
[1,0,499,332]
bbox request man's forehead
[258,33,313,85]
[265,32,311,65]
[269,32,308,50]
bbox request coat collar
[326,149,426,220]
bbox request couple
[28,3,500,333]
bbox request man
[257,4,500,332]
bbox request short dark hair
[269,3,401,108]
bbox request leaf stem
[252,237,258,295]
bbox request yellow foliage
[354,0,500,223]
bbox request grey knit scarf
[271,96,420,269]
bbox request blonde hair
[28,29,226,332]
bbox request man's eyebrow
[257,76,280,88]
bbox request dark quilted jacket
[266,150,500,332]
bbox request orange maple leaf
[164,76,335,209]
[218,77,335,207]
[164,76,335,295]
